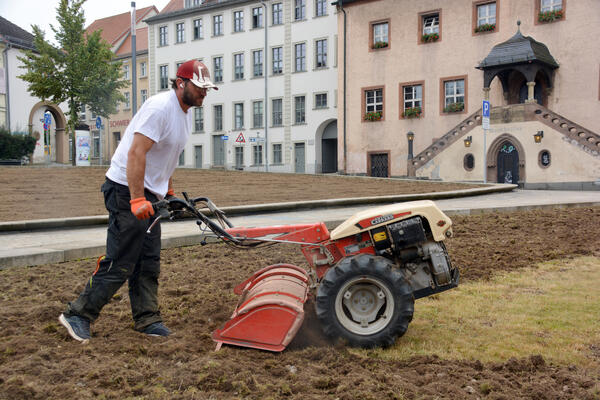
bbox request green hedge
[0,128,37,159]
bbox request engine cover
[388,217,427,249]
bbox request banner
[75,130,91,166]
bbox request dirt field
[0,166,481,221]
[1,207,599,399]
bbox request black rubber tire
[315,254,414,348]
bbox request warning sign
[235,132,245,143]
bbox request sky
[0,0,171,45]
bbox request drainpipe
[2,40,11,131]
[261,1,268,171]
[339,0,347,174]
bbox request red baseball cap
[176,60,219,90]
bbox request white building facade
[146,0,338,173]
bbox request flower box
[372,41,388,49]
[538,9,563,23]
[443,102,464,113]
[403,107,422,119]
[364,111,382,121]
[475,23,496,33]
[421,33,439,43]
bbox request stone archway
[487,133,526,184]
[314,118,337,174]
[28,101,68,164]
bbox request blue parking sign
[96,116,102,129]
[482,100,490,118]
[44,112,51,125]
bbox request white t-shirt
[106,90,191,197]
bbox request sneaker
[142,322,171,337]
[59,313,91,342]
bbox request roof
[85,6,157,46]
[477,26,559,69]
[115,27,149,56]
[146,0,253,23]
[0,16,35,50]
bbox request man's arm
[127,133,155,199]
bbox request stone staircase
[407,103,600,176]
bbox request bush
[372,41,388,49]
[422,33,439,43]
[538,9,563,23]
[403,107,422,118]
[364,111,382,121]
[475,23,496,33]
[443,102,465,113]
[0,128,37,159]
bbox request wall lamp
[407,131,414,141]
[534,131,544,143]
[407,131,414,160]
[463,136,472,147]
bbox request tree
[18,0,126,165]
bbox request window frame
[534,0,566,24]
[159,64,169,90]
[272,143,282,164]
[213,104,223,131]
[175,21,185,43]
[294,42,306,72]
[233,52,245,80]
[253,49,263,77]
[418,9,442,44]
[194,106,204,132]
[140,62,147,77]
[315,0,327,17]
[123,64,130,80]
[294,95,306,124]
[193,18,203,40]
[213,14,223,36]
[315,38,327,69]
[213,56,223,83]
[272,3,283,25]
[252,7,263,28]
[294,0,306,21]
[158,25,168,46]
[472,1,498,35]
[140,89,148,104]
[399,81,425,119]
[369,20,390,51]
[272,46,283,75]
[314,92,328,109]
[272,98,283,126]
[439,75,468,115]
[233,10,244,32]
[252,100,264,128]
[124,92,131,110]
[252,144,263,166]
[362,86,385,122]
[234,102,244,129]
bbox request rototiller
[152,193,459,352]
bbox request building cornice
[145,0,260,24]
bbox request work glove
[130,197,155,220]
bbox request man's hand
[165,188,184,212]
[130,197,155,220]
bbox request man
[59,60,218,342]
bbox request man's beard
[182,85,204,107]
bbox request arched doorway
[28,101,68,164]
[488,134,525,184]
[321,120,337,173]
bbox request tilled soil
[0,166,481,221]
[1,207,599,399]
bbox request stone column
[525,81,536,103]
[482,87,490,101]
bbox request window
[423,15,439,34]
[185,0,202,7]
[140,62,147,77]
[272,3,283,25]
[194,107,204,132]
[123,64,130,80]
[541,0,562,12]
[295,0,305,21]
[234,53,244,80]
[401,83,423,117]
[234,102,244,129]
[253,101,263,128]
[294,96,305,124]
[92,131,100,158]
[193,18,203,39]
[235,146,244,168]
[295,43,306,72]
[124,92,130,109]
[213,57,223,83]
[372,21,389,47]
[272,143,282,164]
[213,15,223,36]
[477,2,496,27]
[364,87,384,120]
[253,50,263,77]
[464,154,475,171]
[315,93,327,109]
[539,150,551,168]
[234,10,244,32]
[159,65,168,89]
[272,98,282,126]
[272,47,283,74]
[252,7,263,28]
[316,0,327,16]
[179,150,185,166]
[159,26,168,46]
[253,145,263,165]
[141,89,148,105]
[176,22,185,43]
[315,39,327,68]
[213,105,223,131]
[440,76,467,114]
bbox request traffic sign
[235,132,245,143]
[249,137,256,142]
[44,113,51,125]
[222,135,229,140]
[482,100,490,130]
[96,116,102,129]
